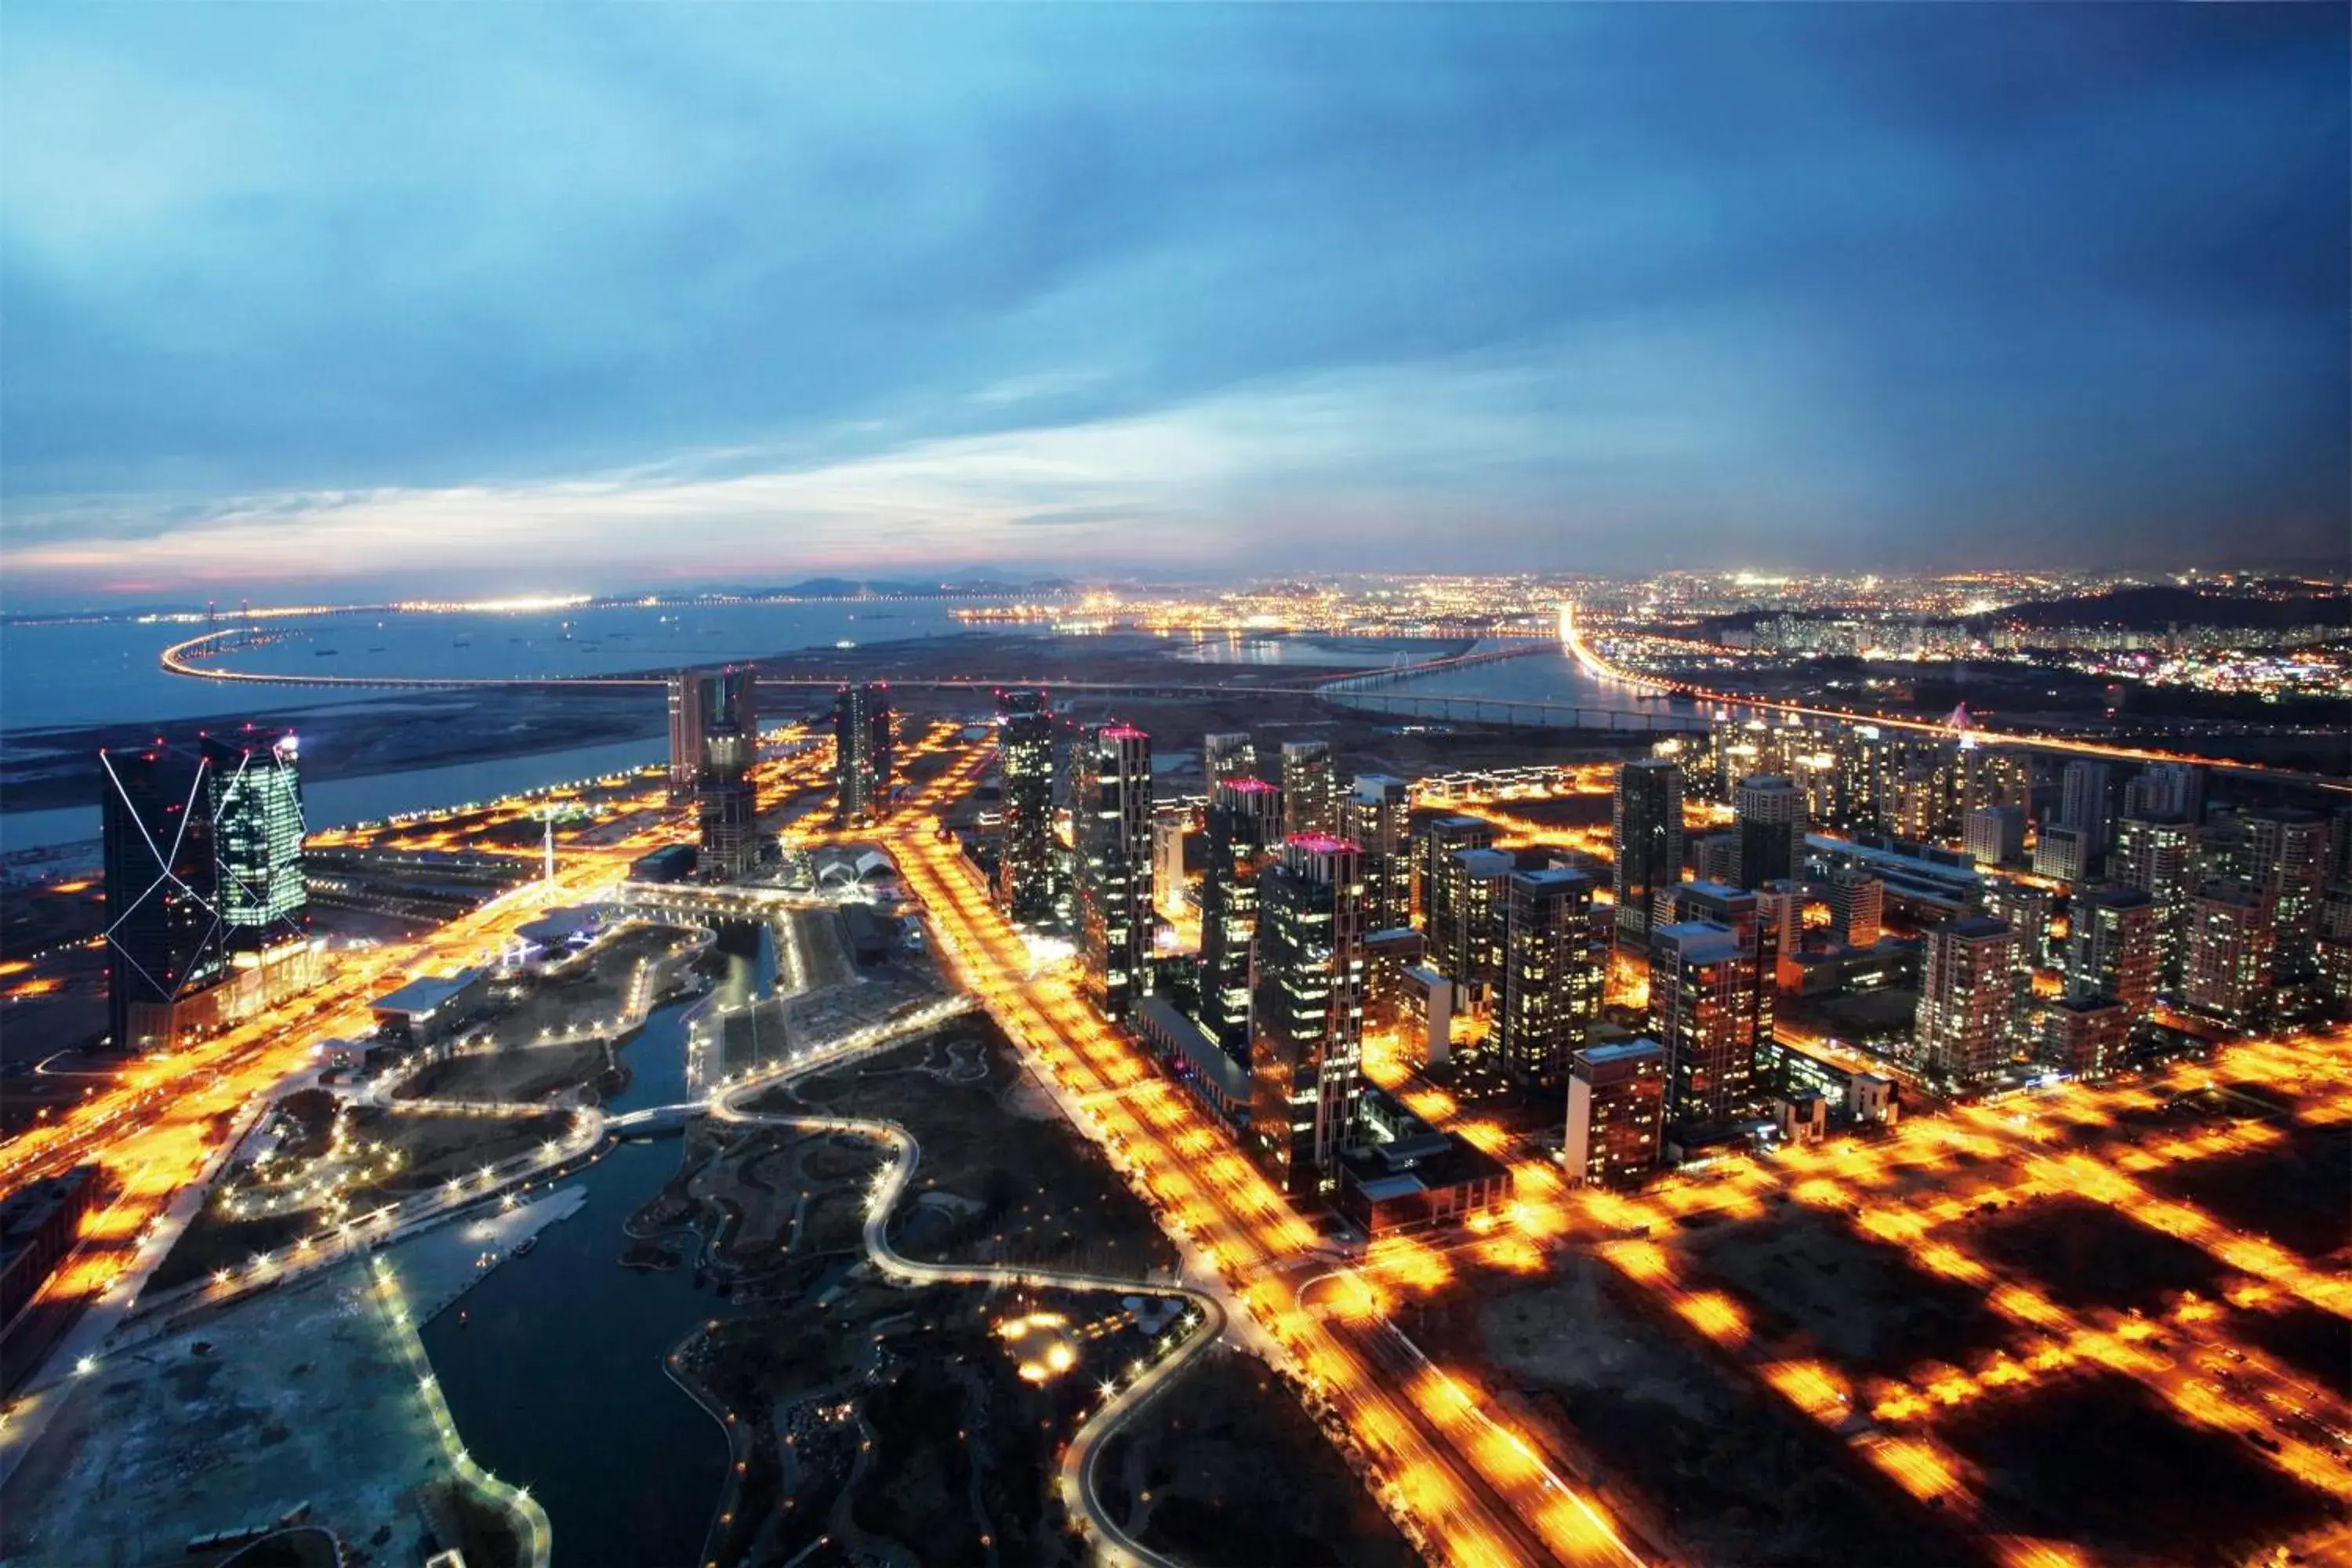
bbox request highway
[869,750,1650,1568]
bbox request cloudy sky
[2,5,2344,604]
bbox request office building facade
[666,670,706,802]
[695,666,761,880]
[833,681,893,825]
[102,732,318,1053]
[1613,758,1684,947]
[1732,775,1805,890]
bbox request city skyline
[4,5,2345,603]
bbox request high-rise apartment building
[1203,731,1257,785]
[1649,921,1766,1131]
[1613,759,1684,947]
[994,688,1056,922]
[1074,724,1155,1020]
[2122,762,2202,825]
[2047,996,2129,1081]
[1280,740,1336,838]
[1980,878,2053,970]
[1826,866,1883,949]
[2056,760,2113,874]
[2237,807,2332,977]
[1431,846,1516,996]
[1199,777,1280,1047]
[1494,868,1601,1086]
[1248,834,1367,1196]
[2114,813,2199,990]
[1732,775,1805,890]
[2065,884,2159,1024]
[2184,880,2277,1028]
[695,666,760,880]
[2034,824,2092,886]
[833,681,893,824]
[1964,804,2027,869]
[1664,880,1779,1051]
[1151,807,1190,920]
[1412,815,1494,928]
[1917,915,2020,1089]
[1564,1040,1665,1188]
[1340,775,1414,931]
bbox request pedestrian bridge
[607,1101,703,1133]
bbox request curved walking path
[708,1082,1224,1568]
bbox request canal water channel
[419,920,774,1567]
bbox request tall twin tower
[666,668,893,882]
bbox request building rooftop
[1287,832,1362,855]
[1942,914,2015,941]
[1653,921,1744,964]
[369,969,485,1018]
[1578,1038,1665,1068]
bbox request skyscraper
[1340,774,1413,931]
[1412,815,1493,925]
[2184,880,2277,1028]
[1430,846,1515,996]
[833,681,893,824]
[1613,759,1683,947]
[1199,777,1279,1047]
[102,731,318,1053]
[2064,884,2159,1025]
[695,666,760,880]
[1247,833,1366,1196]
[1917,915,2020,1089]
[202,731,309,950]
[1664,880,1779,1050]
[103,742,225,1052]
[1731,775,1804,890]
[1075,724,1154,1020]
[1494,868,1601,1086]
[1203,731,1257,785]
[1279,740,1335,838]
[666,669,705,802]
[994,688,1055,923]
[1649,920,1766,1130]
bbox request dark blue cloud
[1,4,2342,596]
